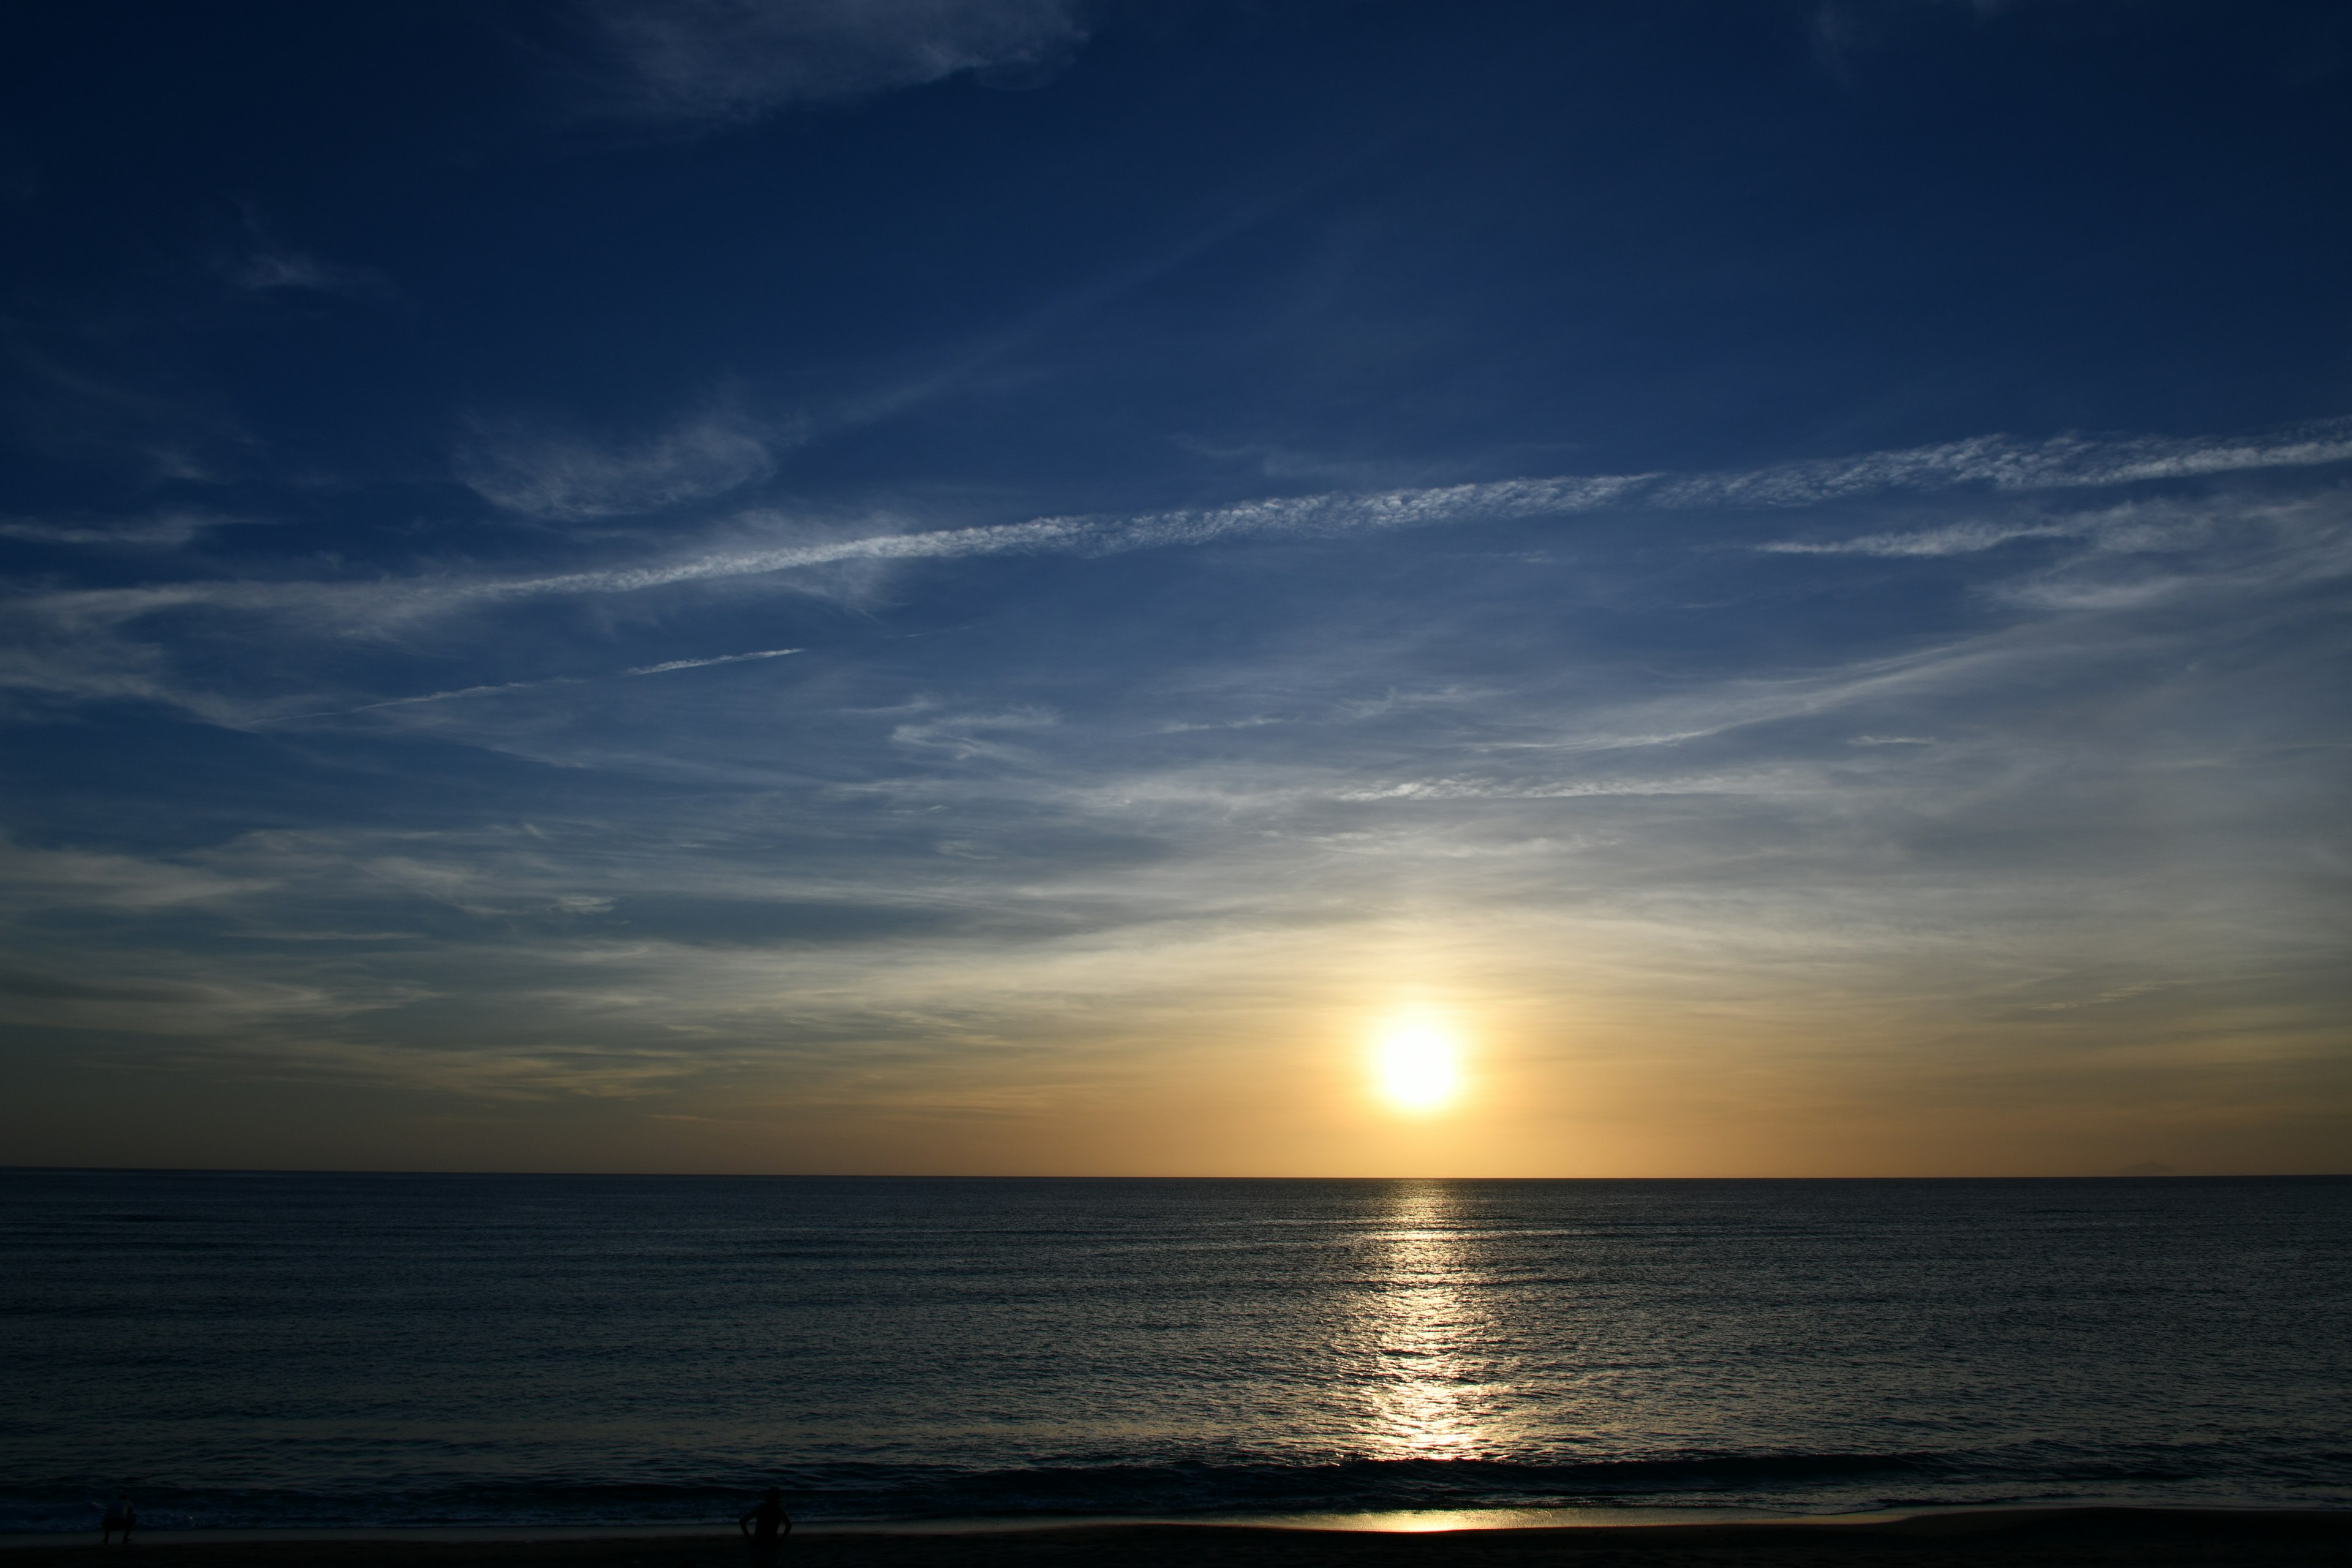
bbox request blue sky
[2,0,2348,1174]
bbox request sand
[6,1510,2348,1568]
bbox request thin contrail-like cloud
[462,415,2352,604]
[624,647,802,675]
[349,676,584,713]
[23,417,2352,635]
[311,649,805,720]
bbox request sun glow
[1373,1017,1464,1114]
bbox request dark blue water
[3,1172,2348,1532]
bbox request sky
[1,0,2348,1177]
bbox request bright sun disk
[1374,1019,1463,1113]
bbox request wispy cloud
[1656,418,2352,509]
[1811,0,2029,78]
[586,0,1090,123]
[1759,519,2082,557]
[891,705,1058,762]
[455,407,785,521]
[347,676,589,715]
[0,835,256,913]
[6,418,2346,670]
[230,249,398,305]
[434,415,2352,605]
[0,510,238,549]
[6,418,2347,743]
[625,647,802,676]
[324,648,805,717]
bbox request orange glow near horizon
[1373,1015,1465,1114]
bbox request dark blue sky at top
[1,1,2347,1173]
[10,1,2346,523]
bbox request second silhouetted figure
[738,1488,791,1562]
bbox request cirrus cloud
[587,0,1091,123]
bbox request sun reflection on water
[1343,1182,1505,1460]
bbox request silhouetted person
[100,1497,134,1546]
[738,1488,790,1562]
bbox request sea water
[2,1172,2347,1531]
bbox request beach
[7,1512,2350,1568]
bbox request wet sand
[7,1510,2349,1568]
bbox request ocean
[2,1172,2347,1533]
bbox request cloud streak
[0,511,238,549]
[455,408,784,521]
[467,415,2352,601]
[625,647,802,676]
[230,249,398,305]
[325,648,805,717]
[587,0,1090,123]
[10,418,2350,682]
[6,417,2349,755]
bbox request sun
[1373,1017,1464,1114]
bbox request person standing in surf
[737,1488,790,1562]
[100,1496,135,1545]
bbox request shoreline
[0,1507,1776,1548]
[4,1503,2347,1549]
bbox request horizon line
[5,1166,2344,1181]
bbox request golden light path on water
[1347,1183,1506,1461]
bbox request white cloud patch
[892,705,1059,761]
[1760,519,2083,557]
[230,249,398,305]
[1756,492,2330,564]
[588,0,1090,122]
[1664,418,2352,511]
[0,835,257,914]
[625,647,802,676]
[348,676,589,715]
[0,510,236,549]
[456,408,783,521]
[1332,771,1789,802]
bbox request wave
[7,1446,2332,1534]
